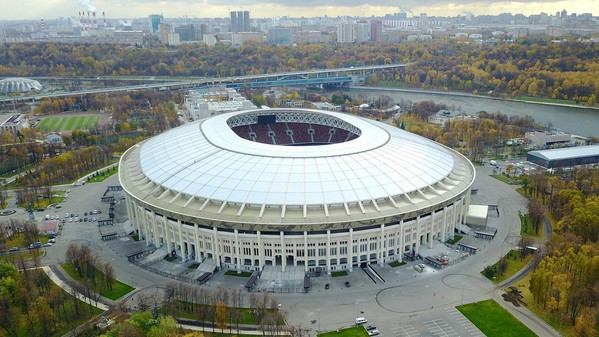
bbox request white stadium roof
[0,77,42,94]
[138,110,455,207]
[120,109,475,225]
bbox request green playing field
[37,115,99,132]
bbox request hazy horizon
[0,0,595,21]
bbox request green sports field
[37,115,100,132]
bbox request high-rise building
[230,10,250,33]
[337,22,355,43]
[370,20,382,42]
[176,24,196,42]
[230,11,238,32]
[355,21,370,42]
[148,14,163,34]
[268,27,293,45]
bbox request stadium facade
[119,108,475,273]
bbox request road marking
[394,325,417,337]
[423,319,458,337]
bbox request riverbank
[352,86,599,111]
[346,86,599,137]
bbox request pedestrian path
[41,265,110,311]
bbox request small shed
[465,205,489,229]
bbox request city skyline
[0,0,595,21]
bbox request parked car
[43,243,52,247]
[325,283,329,290]
[355,317,367,324]
[49,238,56,243]
[366,325,377,331]
[9,247,19,252]
[368,330,379,336]
[28,242,42,249]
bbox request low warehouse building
[527,145,599,168]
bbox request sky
[0,0,595,20]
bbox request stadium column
[415,215,421,254]
[257,231,264,271]
[464,192,471,224]
[177,220,186,262]
[348,228,354,272]
[303,231,309,273]
[235,229,241,271]
[378,224,384,264]
[213,227,221,268]
[398,219,404,262]
[280,231,286,272]
[194,224,200,262]
[126,198,139,241]
[441,206,447,242]
[152,212,159,248]
[429,212,434,248]
[326,230,331,274]
[450,202,457,239]
[164,217,172,254]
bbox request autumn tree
[215,301,228,334]
[528,199,545,235]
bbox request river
[345,87,599,137]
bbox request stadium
[119,108,475,273]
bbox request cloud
[77,0,97,12]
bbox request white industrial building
[183,88,255,121]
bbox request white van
[45,214,50,220]
[356,317,368,324]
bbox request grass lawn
[445,235,464,245]
[331,270,348,277]
[188,263,200,269]
[516,96,584,107]
[169,301,282,325]
[388,261,406,267]
[490,174,523,185]
[18,196,65,209]
[318,325,368,337]
[482,250,534,284]
[37,115,99,132]
[2,232,51,251]
[61,263,135,300]
[87,167,118,183]
[101,279,135,300]
[164,255,177,262]
[225,270,253,277]
[457,299,536,337]
[520,214,541,238]
[1,249,45,262]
